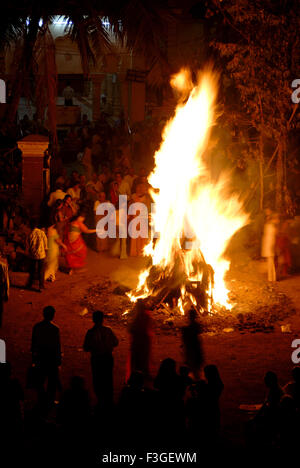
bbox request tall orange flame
[129,69,248,313]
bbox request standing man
[83,311,118,408]
[31,306,61,411]
[181,308,204,380]
[26,220,48,292]
[62,81,75,106]
[261,212,279,282]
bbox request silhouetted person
[0,362,24,442]
[178,365,193,398]
[247,371,283,447]
[263,371,283,411]
[278,395,298,448]
[31,306,61,411]
[128,299,153,379]
[181,308,204,379]
[154,358,181,396]
[154,358,184,443]
[186,380,210,444]
[204,364,224,436]
[83,310,118,408]
[57,376,91,432]
[120,371,159,446]
[283,366,300,409]
[118,371,146,442]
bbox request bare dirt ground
[2,247,300,446]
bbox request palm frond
[63,13,111,76]
[0,19,25,49]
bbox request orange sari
[64,221,87,269]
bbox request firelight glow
[129,68,248,312]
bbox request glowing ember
[128,68,248,313]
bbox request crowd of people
[1,301,300,458]
[1,303,221,455]
[36,160,151,283]
[38,111,156,276]
[1,110,300,458]
[1,109,297,291]
[21,195,297,293]
[0,116,155,291]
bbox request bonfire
[128,69,248,314]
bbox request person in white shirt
[47,184,67,207]
[261,212,280,282]
[26,220,48,292]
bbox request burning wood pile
[128,68,248,315]
[131,248,214,314]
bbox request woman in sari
[45,221,67,282]
[64,212,96,274]
[61,194,76,237]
